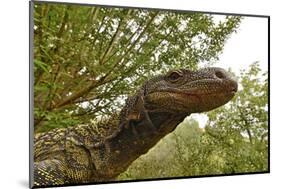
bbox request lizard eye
[168,71,182,82]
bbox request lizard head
[143,67,238,114]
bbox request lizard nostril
[232,82,238,92]
[215,70,225,79]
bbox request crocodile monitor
[33,67,238,187]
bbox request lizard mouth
[181,86,237,96]
[145,79,238,113]
[148,78,238,96]
[182,78,238,95]
[155,83,238,97]
[178,82,238,101]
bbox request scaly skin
[33,67,238,187]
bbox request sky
[190,16,269,128]
[214,16,268,74]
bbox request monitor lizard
[33,67,238,187]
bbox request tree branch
[53,6,69,53]
[52,81,97,109]
[99,10,132,64]
[102,17,147,64]
[100,12,159,82]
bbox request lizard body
[33,67,238,187]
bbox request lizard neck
[91,110,186,180]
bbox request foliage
[118,63,268,179]
[119,118,204,179]
[33,2,241,132]
[203,62,268,173]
